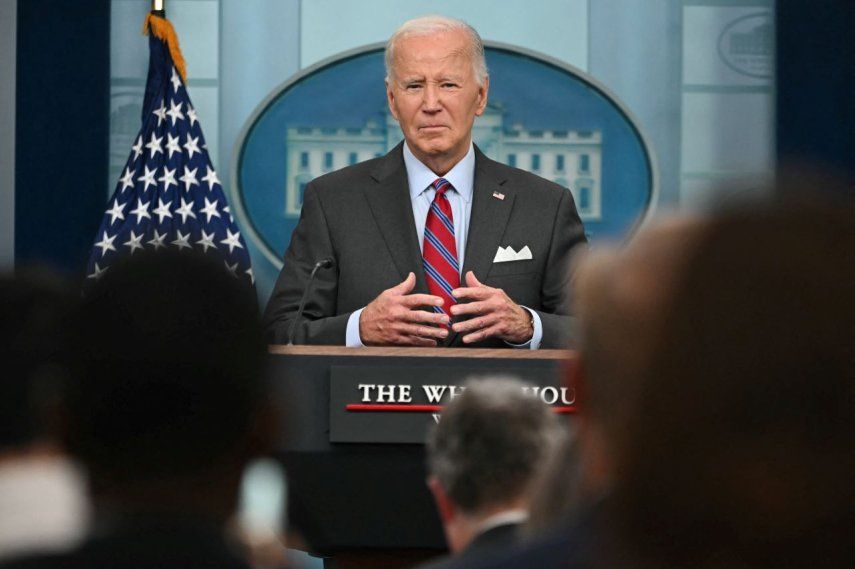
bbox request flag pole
[151,0,165,17]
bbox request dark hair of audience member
[0,270,74,452]
[611,199,855,567]
[427,377,562,515]
[63,250,269,507]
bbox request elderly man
[418,377,563,569]
[264,15,586,348]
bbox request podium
[268,345,572,569]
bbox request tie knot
[432,178,452,197]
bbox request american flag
[85,15,252,285]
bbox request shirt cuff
[345,308,366,347]
[505,307,543,350]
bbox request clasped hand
[359,271,532,346]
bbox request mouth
[419,125,448,132]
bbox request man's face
[386,30,489,172]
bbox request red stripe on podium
[345,404,576,413]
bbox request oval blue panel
[235,45,655,269]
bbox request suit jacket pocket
[487,259,536,277]
[486,271,539,308]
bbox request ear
[427,476,457,524]
[474,75,490,117]
[386,78,400,122]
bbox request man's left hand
[450,271,533,344]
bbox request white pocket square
[493,245,533,263]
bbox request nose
[421,83,441,112]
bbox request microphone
[286,257,335,345]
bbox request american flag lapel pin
[492,190,505,200]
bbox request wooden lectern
[268,345,572,569]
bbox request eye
[441,82,459,89]
[405,83,423,91]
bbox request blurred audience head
[576,196,855,567]
[0,269,74,454]
[63,250,272,522]
[571,216,703,500]
[0,270,89,559]
[426,376,562,552]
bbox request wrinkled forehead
[391,30,475,77]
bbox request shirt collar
[403,141,475,203]
[475,509,529,536]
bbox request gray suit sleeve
[533,188,587,349]
[263,182,352,345]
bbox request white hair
[385,15,489,86]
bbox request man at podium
[264,15,587,349]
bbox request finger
[452,314,496,334]
[464,271,485,288]
[451,286,492,301]
[405,309,450,326]
[400,293,445,308]
[462,323,502,344]
[387,272,416,295]
[449,300,491,317]
[397,323,449,340]
[398,335,438,347]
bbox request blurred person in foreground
[467,192,855,568]
[416,377,563,569]
[605,197,855,567]
[0,273,89,560]
[1,250,277,569]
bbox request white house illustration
[285,103,602,221]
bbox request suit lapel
[363,143,429,294]
[462,149,514,283]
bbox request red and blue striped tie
[423,178,460,319]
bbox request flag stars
[130,198,152,223]
[201,167,221,191]
[246,267,255,284]
[148,229,167,250]
[153,198,173,223]
[175,198,197,224]
[88,263,108,281]
[152,100,167,126]
[165,133,181,158]
[94,231,117,257]
[158,167,178,192]
[183,134,201,159]
[196,229,216,253]
[186,106,198,127]
[119,167,135,193]
[224,260,239,278]
[172,230,192,251]
[145,132,164,158]
[166,99,184,126]
[124,230,144,254]
[179,166,199,191]
[137,166,158,193]
[132,136,144,160]
[105,200,126,225]
[170,67,183,92]
[200,197,221,223]
[220,229,244,253]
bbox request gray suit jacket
[263,143,587,348]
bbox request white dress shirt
[345,142,542,348]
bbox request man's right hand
[359,272,449,346]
